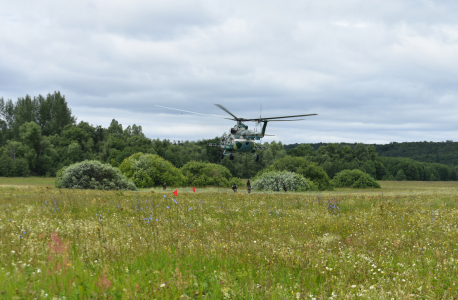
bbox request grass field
[1,178,458,299]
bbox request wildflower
[160,283,166,288]
[164,195,166,198]
[351,285,356,288]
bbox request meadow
[1,179,458,299]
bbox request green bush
[255,156,333,191]
[333,169,380,188]
[119,153,185,188]
[55,160,136,190]
[252,171,317,192]
[181,161,243,187]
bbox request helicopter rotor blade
[214,104,241,121]
[154,105,233,120]
[245,113,317,122]
[261,119,306,121]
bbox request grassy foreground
[1,181,458,299]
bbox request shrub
[255,156,333,190]
[55,160,136,190]
[333,169,380,188]
[181,161,243,187]
[119,153,185,188]
[252,171,317,192]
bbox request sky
[1,0,458,145]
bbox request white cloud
[1,0,458,144]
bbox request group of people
[232,180,252,194]
[163,180,287,194]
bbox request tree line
[0,92,287,178]
[286,141,458,166]
[286,143,458,181]
[1,91,457,182]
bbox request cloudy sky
[1,0,458,144]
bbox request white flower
[160,283,166,288]
[254,241,256,243]
[11,250,15,254]
[351,285,357,288]
[37,268,41,273]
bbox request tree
[107,119,123,139]
[374,161,387,180]
[181,161,241,187]
[333,169,380,188]
[12,158,30,177]
[0,153,14,176]
[19,121,54,174]
[354,143,370,162]
[119,153,185,188]
[395,169,407,181]
[287,144,314,157]
[38,92,76,136]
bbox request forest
[1,92,457,182]
[286,141,458,166]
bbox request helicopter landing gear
[229,154,234,160]
[255,154,260,161]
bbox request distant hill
[284,141,458,166]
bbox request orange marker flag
[192,187,196,193]
[173,189,178,196]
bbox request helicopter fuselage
[209,122,268,157]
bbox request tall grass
[0,183,458,298]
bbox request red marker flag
[173,189,178,196]
[192,187,196,193]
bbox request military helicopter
[154,104,317,161]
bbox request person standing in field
[246,180,251,194]
[232,183,237,193]
[163,182,167,190]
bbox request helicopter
[154,104,317,161]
